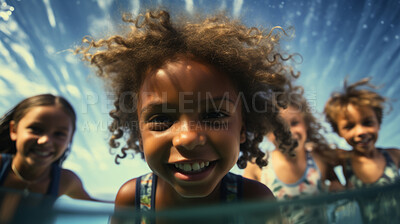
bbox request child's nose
[354,124,367,137]
[172,129,206,150]
[37,135,51,145]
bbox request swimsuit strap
[220,172,243,202]
[46,163,60,197]
[135,173,157,212]
[0,153,60,196]
[380,148,396,167]
[306,151,318,169]
[0,154,12,185]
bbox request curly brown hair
[76,9,298,168]
[324,77,387,134]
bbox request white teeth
[173,161,211,172]
[192,162,200,171]
[34,151,50,156]
[183,164,191,171]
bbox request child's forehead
[280,106,303,118]
[139,58,239,97]
[336,104,376,121]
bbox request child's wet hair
[0,94,76,164]
[324,77,387,134]
[76,9,299,168]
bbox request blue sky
[1,0,400,204]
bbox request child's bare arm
[243,162,262,181]
[114,179,137,208]
[242,177,274,200]
[60,169,93,200]
[110,179,137,224]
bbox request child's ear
[240,126,246,143]
[9,120,17,141]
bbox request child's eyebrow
[140,96,238,115]
[29,121,71,131]
[200,96,237,105]
[140,103,177,115]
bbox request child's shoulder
[384,147,400,154]
[115,177,138,208]
[383,148,400,167]
[242,176,275,200]
[59,168,91,199]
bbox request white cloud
[66,84,81,98]
[219,0,227,11]
[60,65,70,81]
[0,67,55,97]
[130,0,140,17]
[65,52,79,64]
[0,78,8,95]
[10,43,36,70]
[88,15,114,38]
[96,0,113,12]
[0,17,19,37]
[233,0,243,18]
[45,44,55,54]
[185,0,194,14]
[0,40,11,59]
[43,0,56,28]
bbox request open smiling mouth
[356,137,372,145]
[31,148,53,157]
[169,161,217,181]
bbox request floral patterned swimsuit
[344,148,400,223]
[261,151,323,200]
[345,148,399,188]
[261,151,326,223]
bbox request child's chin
[174,183,216,199]
[354,144,375,154]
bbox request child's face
[336,104,380,153]
[137,58,246,198]
[280,106,307,150]
[10,106,74,167]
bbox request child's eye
[55,131,68,138]
[290,120,299,126]
[202,111,228,120]
[363,119,374,126]
[343,124,354,130]
[147,114,173,131]
[28,126,43,134]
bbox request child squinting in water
[77,9,298,213]
[324,78,400,188]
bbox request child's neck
[279,145,307,161]
[353,146,378,158]
[156,178,221,210]
[12,156,52,181]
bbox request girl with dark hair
[0,94,92,199]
